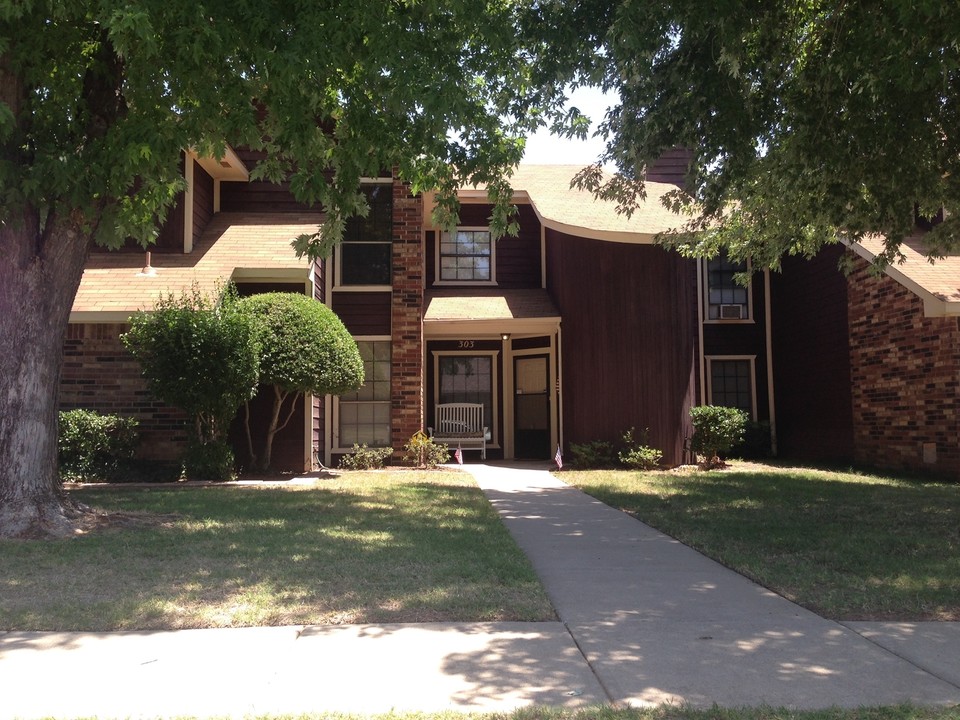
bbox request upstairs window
[339,183,392,287]
[706,250,749,320]
[438,228,495,283]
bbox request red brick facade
[847,259,960,476]
[61,323,190,460]
[390,180,424,453]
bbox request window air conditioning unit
[719,304,744,320]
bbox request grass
[0,471,554,631]
[561,462,960,621]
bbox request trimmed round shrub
[238,293,364,397]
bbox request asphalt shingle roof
[503,164,686,242]
[71,213,320,320]
[855,233,960,306]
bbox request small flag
[455,444,463,465]
[554,445,563,470]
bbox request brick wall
[847,259,960,476]
[390,179,424,454]
[61,323,190,461]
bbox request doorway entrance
[514,354,550,459]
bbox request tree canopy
[534,0,960,268]
[0,1,565,537]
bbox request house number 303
[458,340,475,349]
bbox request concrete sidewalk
[466,462,960,709]
[1,462,959,718]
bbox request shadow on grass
[0,478,553,631]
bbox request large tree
[531,0,960,268]
[0,2,560,538]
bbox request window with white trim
[707,356,756,419]
[705,250,750,320]
[338,183,392,287]
[338,340,391,447]
[438,228,494,283]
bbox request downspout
[556,321,564,453]
[323,252,334,469]
[183,155,194,253]
[696,260,706,405]
[540,224,547,289]
[764,269,778,455]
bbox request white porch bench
[428,403,489,460]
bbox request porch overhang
[423,289,561,338]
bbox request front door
[514,355,550,459]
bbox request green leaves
[540,0,960,265]
[2,1,570,255]
[236,292,364,397]
[122,284,260,443]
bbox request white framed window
[436,227,496,284]
[703,250,752,321]
[336,338,391,448]
[336,182,393,289]
[433,351,499,444]
[706,355,757,420]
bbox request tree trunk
[258,386,300,471]
[0,209,93,538]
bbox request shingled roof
[453,164,686,243]
[71,213,320,321]
[851,233,960,316]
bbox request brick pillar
[391,179,424,455]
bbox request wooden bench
[428,403,489,460]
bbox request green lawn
[561,462,960,620]
[0,471,554,631]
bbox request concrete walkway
[466,462,960,709]
[1,462,958,718]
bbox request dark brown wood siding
[192,160,214,244]
[702,273,770,423]
[426,203,541,288]
[546,231,698,465]
[332,292,392,336]
[152,153,186,252]
[769,246,854,463]
[220,148,318,214]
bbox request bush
[569,439,618,468]
[182,440,236,481]
[122,284,260,446]
[618,427,663,470]
[58,410,139,482]
[690,405,749,468]
[338,444,394,470]
[403,431,451,468]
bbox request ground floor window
[707,356,756,419]
[338,339,391,447]
[437,354,494,432]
